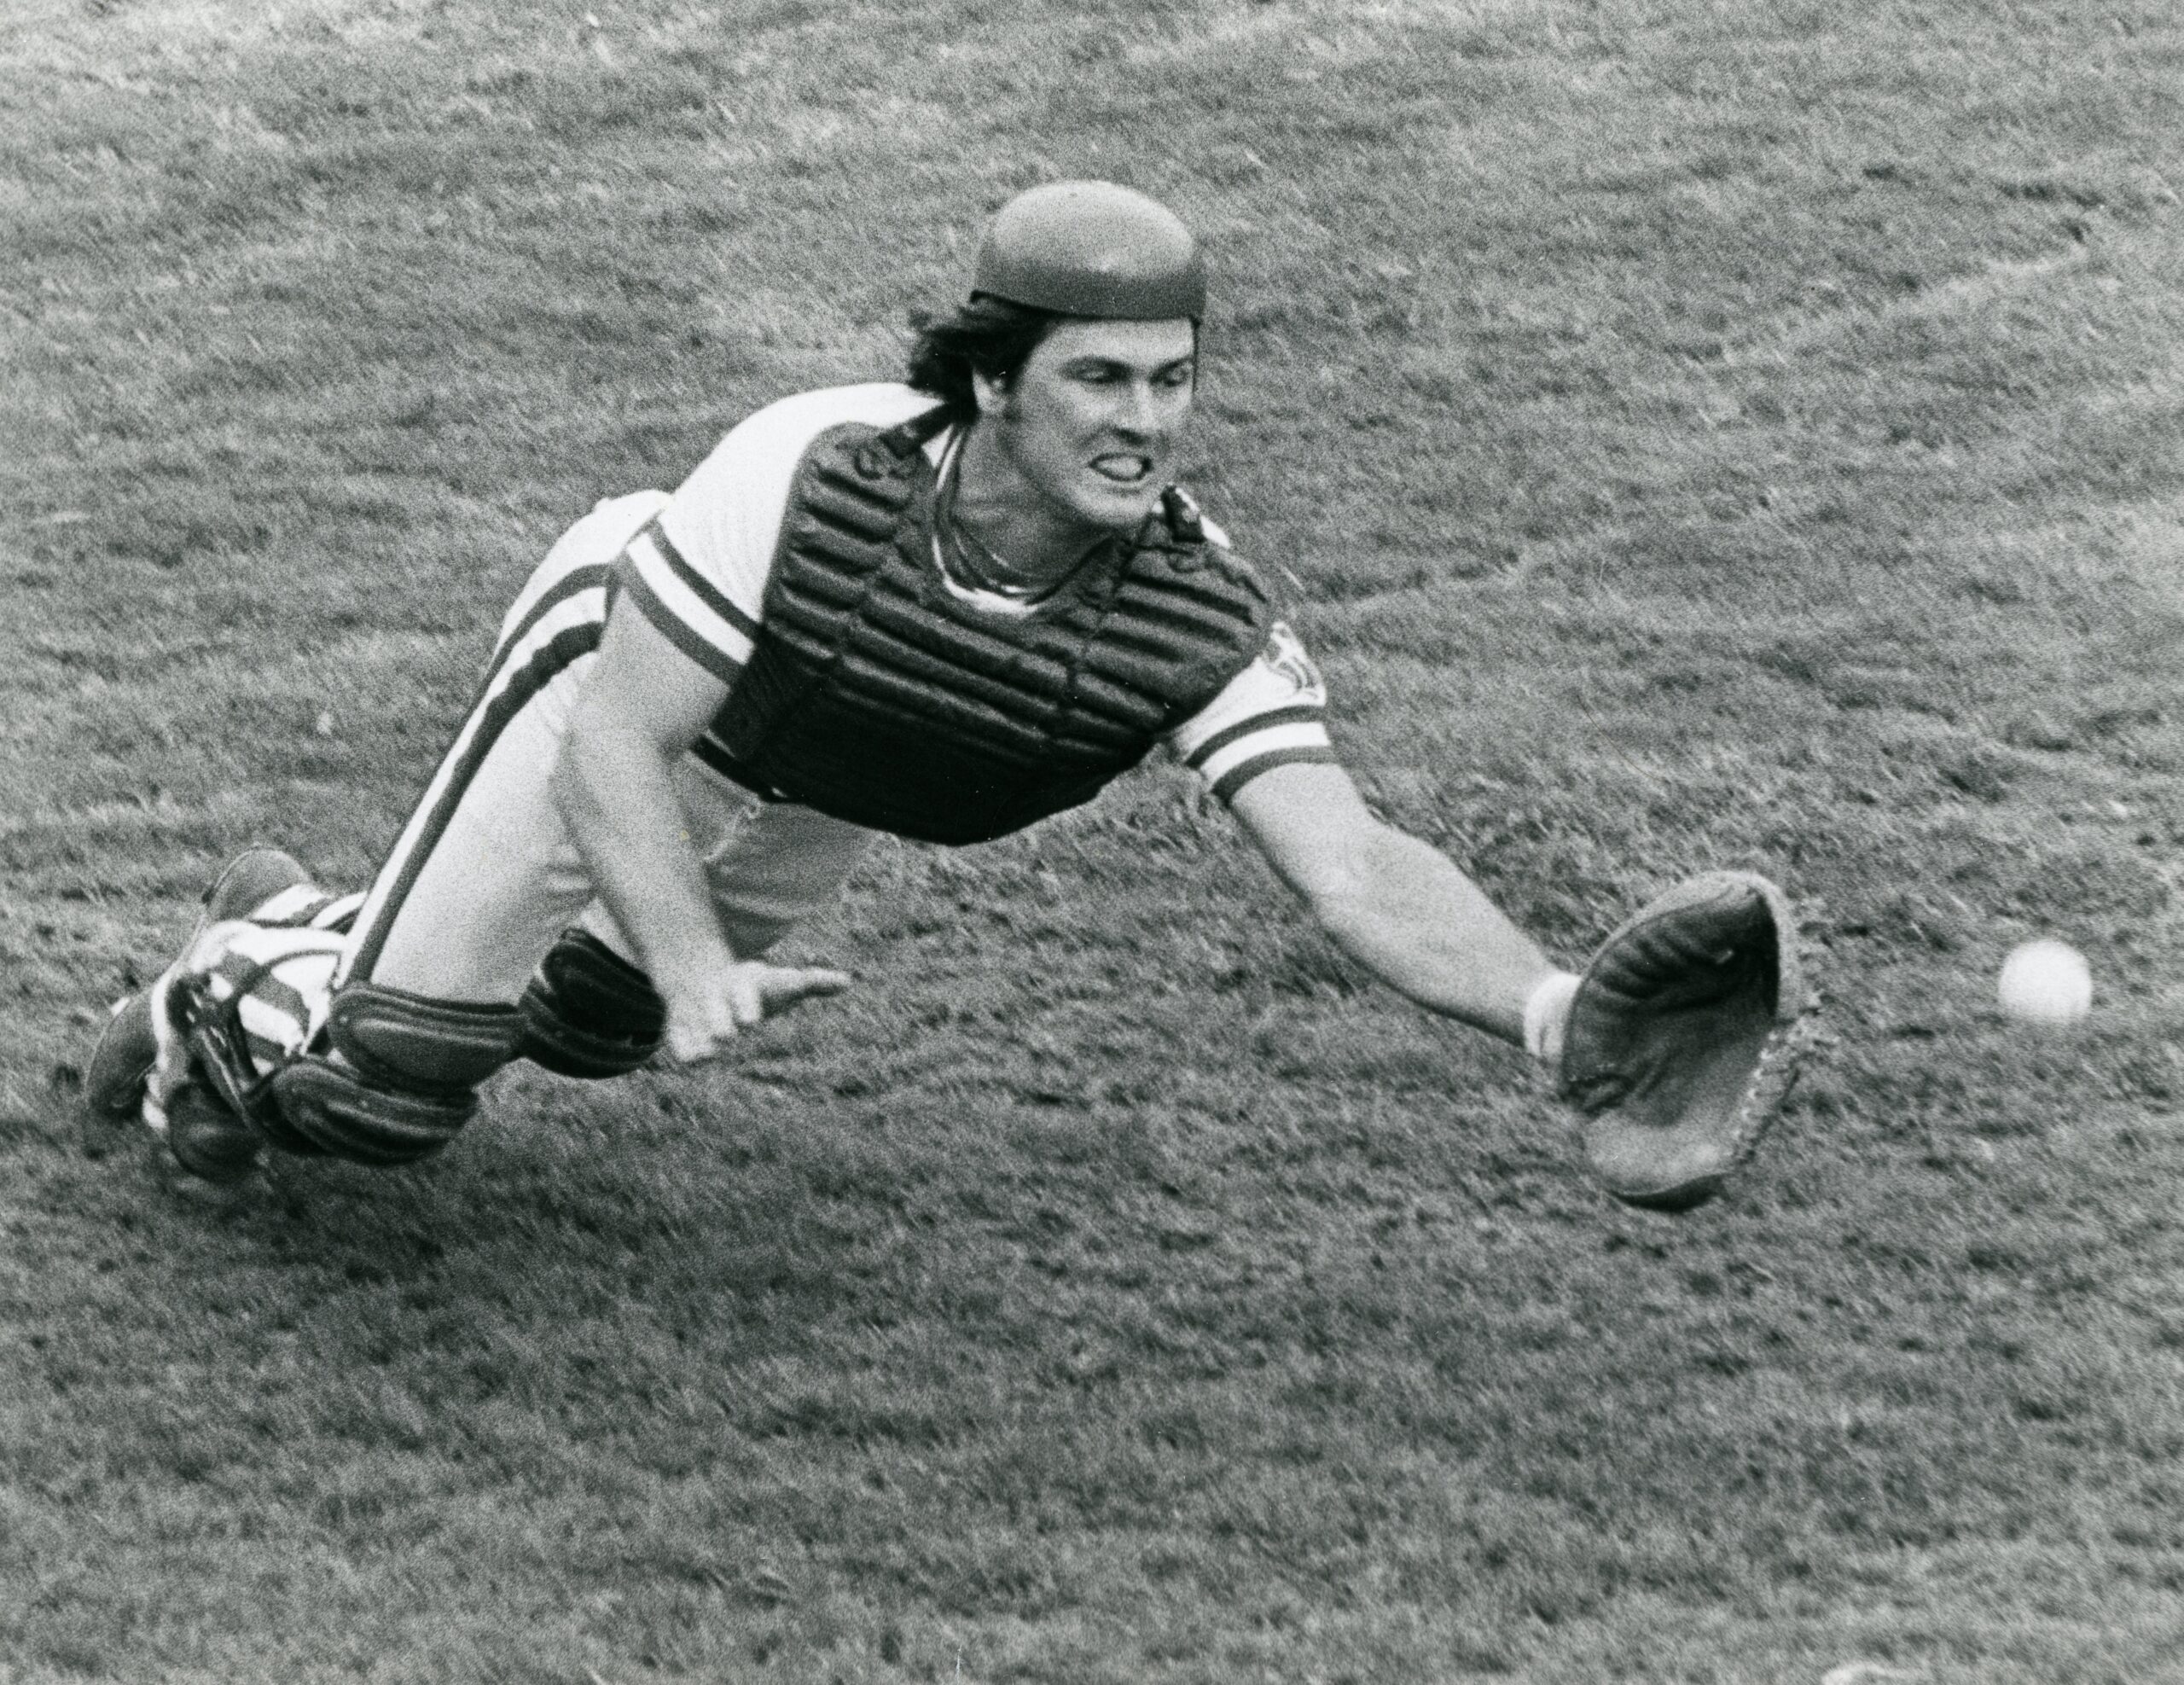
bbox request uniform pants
[190,492,875,1077]
[199,765,872,1084]
[337,492,878,1014]
[342,677,874,1006]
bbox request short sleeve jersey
[619,382,1337,805]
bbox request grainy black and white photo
[4,2,2180,1681]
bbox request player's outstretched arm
[552,600,847,1064]
[1229,760,1565,1048]
[1235,759,1804,1208]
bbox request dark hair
[903,294,1066,421]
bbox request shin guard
[267,982,520,1165]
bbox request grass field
[4,0,2183,1680]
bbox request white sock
[1522,971,1582,1066]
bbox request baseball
[1997,939,2093,1027]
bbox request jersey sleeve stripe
[1211,743,1340,805]
[618,557,751,689]
[647,520,762,642]
[1178,702,1326,769]
[1194,720,1333,790]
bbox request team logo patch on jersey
[1261,621,1327,706]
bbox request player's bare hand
[663,962,851,1065]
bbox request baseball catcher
[84,181,1804,1211]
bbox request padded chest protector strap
[709,415,1271,844]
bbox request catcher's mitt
[1557,870,1805,1211]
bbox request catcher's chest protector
[710,415,1271,845]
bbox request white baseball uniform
[206,383,1339,1067]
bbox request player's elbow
[1292,822,1414,955]
[1281,839,1373,944]
[551,700,639,834]
[1305,874,1383,957]
[549,738,598,842]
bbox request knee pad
[518,929,665,1080]
[265,981,521,1165]
[329,979,522,1089]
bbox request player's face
[983,317,1199,533]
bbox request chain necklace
[942,519,1050,599]
[932,428,1066,603]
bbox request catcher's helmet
[972,181,1205,322]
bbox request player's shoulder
[726,381,939,450]
[676,384,941,527]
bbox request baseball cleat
[163,1077,268,1185]
[196,846,315,932]
[85,845,312,1178]
[84,991,160,1121]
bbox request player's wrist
[1522,970,1582,1066]
[644,933,742,1005]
